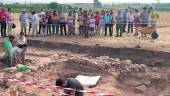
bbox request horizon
[1,0,170,4]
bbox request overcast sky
[2,0,170,3]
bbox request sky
[2,0,170,4]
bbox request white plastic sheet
[75,75,101,87]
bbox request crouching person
[56,78,84,96]
[16,32,27,64]
[3,35,15,67]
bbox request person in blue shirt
[104,11,113,37]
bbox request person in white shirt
[30,11,38,37]
[89,14,96,36]
[17,32,27,64]
[128,11,134,33]
[7,8,14,36]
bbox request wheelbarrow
[138,27,158,39]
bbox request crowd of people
[0,7,159,38]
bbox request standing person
[148,11,152,28]
[59,11,67,36]
[7,8,14,36]
[52,11,59,35]
[83,10,89,38]
[56,78,84,96]
[28,9,34,35]
[149,7,159,32]
[0,8,8,37]
[110,9,116,34]
[78,12,84,35]
[95,11,100,34]
[140,7,149,37]
[115,10,123,37]
[16,32,27,64]
[122,9,128,32]
[67,11,75,35]
[78,8,83,16]
[41,15,48,36]
[19,10,27,36]
[3,35,15,67]
[128,11,134,33]
[89,14,96,36]
[47,11,53,35]
[38,9,46,34]
[30,11,38,37]
[99,10,105,35]
[134,9,141,36]
[104,11,113,37]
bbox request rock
[142,81,151,87]
[134,85,147,93]
[124,60,133,64]
[139,64,146,72]
[151,74,163,84]
[15,72,24,79]
[151,67,159,72]
[29,66,39,71]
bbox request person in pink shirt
[7,8,14,36]
[0,7,8,37]
[95,11,100,34]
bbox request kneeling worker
[56,78,84,96]
[3,35,15,67]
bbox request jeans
[116,23,123,37]
[105,24,112,36]
[52,22,59,35]
[47,22,52,35]
[122,21,127,32]
[59,22,67,35]
[128,22,133,33]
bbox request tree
[93,0,102,8]
[47,2,60,10]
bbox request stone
[29,66,39,71]
[15,72,24,79]
[142,81,151,87]
[134,85,147,93]
[124,60,133,64]
[151,67,159,72]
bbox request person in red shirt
[0,7,8,37]
[95,11,100,34]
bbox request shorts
[20,23,27,28]
[32,24,38,30]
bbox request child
[95,11,100,34]
[134,9,141,36]
[89,14,96,36]
[78,13,84,35]
[30,11,38,37]
[67,12,75,35]
[99,10,105,35]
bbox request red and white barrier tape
[0,77,114,96]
